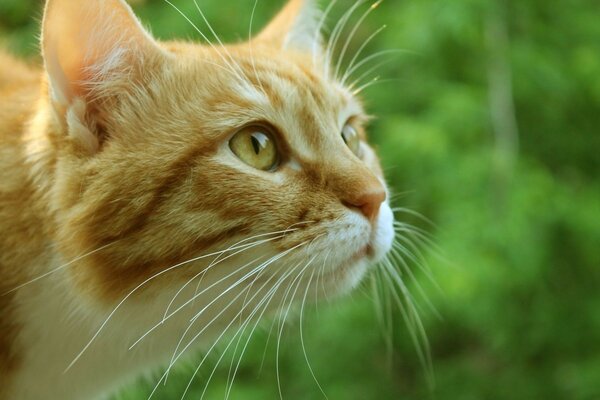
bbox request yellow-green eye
[229,126,278,171]
[342,123,361,157]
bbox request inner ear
[256,0,323,54]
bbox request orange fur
[0,52,44,395]
[0,1,392,398]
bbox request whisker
[164,231,289,320]
[381,260,434,384]
[276,256,317,400]
[334,0,383,81]
[66,230,294,372]
[372,267,394,367]
[271,235,324,398]
[192,0,254,89]
[175,247,310,399]
[203,269,286,400]
[312,0,340,66]
[149,255,291,398]
[159,245,304,386]
[353,76,398,95]
[390,246,439,317]
[163,240,311,382]
[162,0,245,83]
[392,207,436,227]
[248,0,268,97]
[341,24,387,85]
[222,257,309,399]
[324,0,368,79]
[167,223,309,318]
[3,241,116,295]
[394,221,443,255]
[128,253,265,351]
[343,49,408,83]
[299,266,329,399]
[347,58,394,91]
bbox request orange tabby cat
[0,0,394,398]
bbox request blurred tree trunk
[486,0,520,208]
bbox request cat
[0,0,396,398]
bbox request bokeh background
[2,0,599,399]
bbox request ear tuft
[256,0,323,54]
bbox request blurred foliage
[2,0,599,399]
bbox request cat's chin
[328,202,396,294]
[318,248,380,295]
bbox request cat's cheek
[370,202,395,262]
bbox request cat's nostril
[343,190,386,223]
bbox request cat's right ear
[256,0,323,54]
[42,0,163,108]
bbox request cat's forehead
[165,41,365,151]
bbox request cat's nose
[343,188,386,223]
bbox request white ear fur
[42,0,161,106]
[257,0,323,54]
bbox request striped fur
[0,0,395,398]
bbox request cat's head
[40,0,394,311]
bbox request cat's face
[42,0,394,311]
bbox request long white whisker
[344,49,407,82]
[190,240,309,325]
[312,0,340,66]
[149,251,293,399]
[390,246,439,317]
[3,242,116,295]
[66,231,293,372]
[202,259,291,399]
[248,0,268,97]
[165,223,308,318]
[162,0,245,83]
[379,263,396,366]
[164,241,311,379]
[175,247,309,399]
[353,76,396,95]
[341,24,387,85]
[275,254,318,399]
[325,0,368,79]
[164,233,286,320]
[128,253,265,351]
[347,58,393,91]
[222,256,310,399]
[160,247,301,384]
[382,260,434,383]
[192,0,253,87]
[334,0,383,80]
[392,207,436,226]
[299,266,329,399]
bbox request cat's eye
[229,126,278,171]
[341,123,361,157]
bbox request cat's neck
[0,68,161,400]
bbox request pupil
[251,135,261,155]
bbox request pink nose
[343,189,386,223]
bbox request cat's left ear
[256,0,323,54]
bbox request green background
[2,0,599,399]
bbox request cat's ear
[256,0,323,54]
[42,0,163,107]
